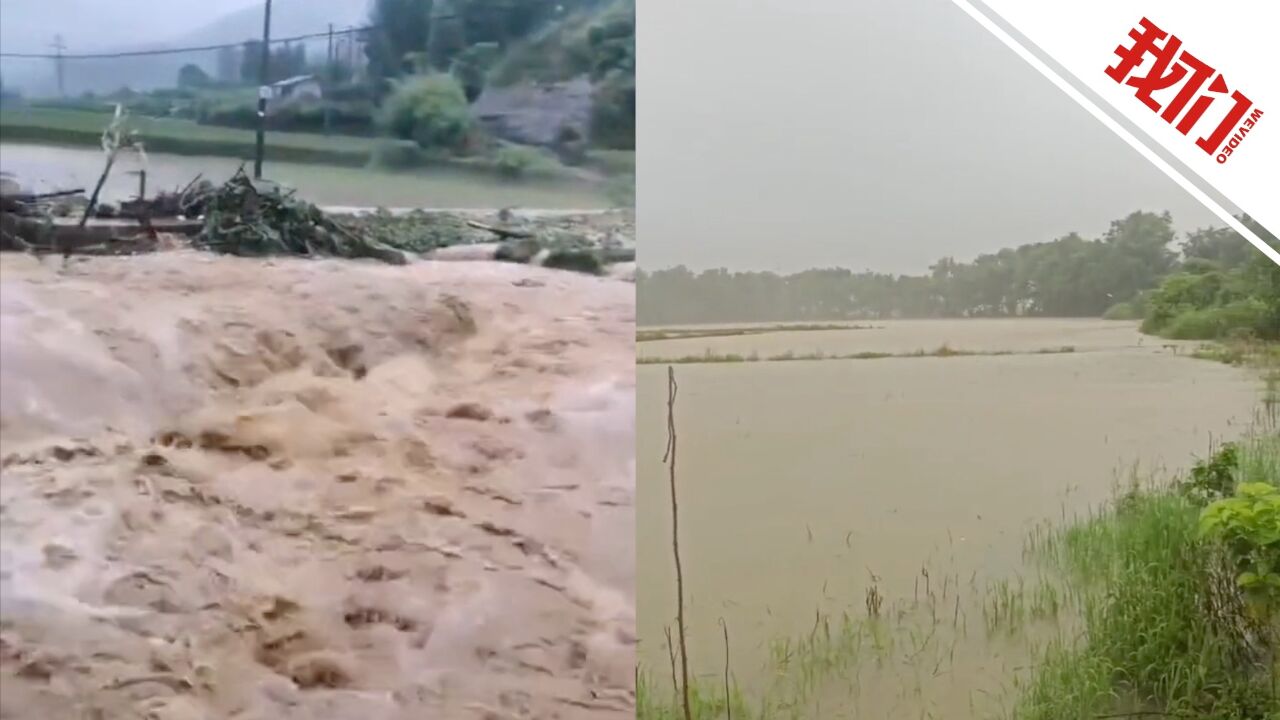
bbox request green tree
[240,40,264,84]
[428,0,469,71]
[365,0,434,82]
[378,74,474,153]
[177,63,211,89]
[637,210,1278,329]
[591,70,634,149]
[216,45,240,84]
[451,41,500,101]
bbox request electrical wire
[0,25,377,60]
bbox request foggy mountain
[0,0,369,97]
[170,0,369,47]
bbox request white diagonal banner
[952,0,1280,265]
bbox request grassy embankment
[0,107,633,184]
[1013,431,1279,720]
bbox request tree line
[637,211,1279,340]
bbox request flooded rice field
[637,317,1193,359]
[636,319,1264,718]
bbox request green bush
[1161,299,1269,340]
[368,139,429,170]
[378,74,474,154]
[493,145,551,178]
[1182,443,1242,502]
[198,98,377,136]
[1102,301,1141,320]
[1200,481,1280,604]
[591,71,635,149]
[197,100,258,128]
[177,64,212,89]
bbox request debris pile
[2,168,634,275]
[192,170,408,265]
[343,207,636,275]
[118,176,215,220]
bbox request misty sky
[0,0,264,52]
[637,0,1221,275]
[0,0,369,95]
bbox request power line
[0,25,376,60]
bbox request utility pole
[51,35,66,97]
[324,23,334,135]
[253,0,274,180]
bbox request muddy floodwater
[0,143,607,209]
[0,252,635,719]
[637,319,1263,718]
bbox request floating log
[466,220,534,239]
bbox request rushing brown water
[0,252,635,719]
[636,320,1263,718]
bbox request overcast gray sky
[0,0,367,95]
[637,0,1220,274]
[0,0,262,53]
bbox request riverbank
[1014,433,1279,720]
[0,143,611,209]
[0,107,633,184]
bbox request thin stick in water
[720,617,732,720]
[664,366,692,720]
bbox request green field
[0,107,634,183]
[1,107,379,167]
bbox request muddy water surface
[637,319,1262,718]
[0,143,606,209]
[0,252,635,720]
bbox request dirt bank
[0,252,635,719]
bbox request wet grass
[636,324,877,343]
[639,552,1058,720]
[1190,338,1280,368]
[1011,433,1280,720]
[1,107,378,166]
[637,344,1077,365]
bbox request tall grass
[1014,434,1280,720]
